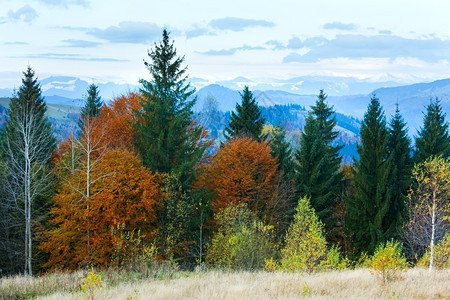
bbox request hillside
[195,78,450,136]
[0,97,80,141]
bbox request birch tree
[404,156,450,270]
[0,67,55,275]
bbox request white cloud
[86,22,161,44]
[7,5,38,24]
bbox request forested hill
[197,104,361,163]
[194,78,450,136]
[0,96,360,163]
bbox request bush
[369,240,408,283]
[319,246,349,271]
[206,204,278,270]
[417,234,450,269]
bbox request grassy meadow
[1,268,449,300]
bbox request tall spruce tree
[387,105,412,239]
[346,95,392,255]
[295,90,342,235]
[413,98,450,163]
[132,29,205,185]
[79,84,102,129]
[225,86,265,141]
[132,30,208,264]
[0,67,56,275]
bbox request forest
[0,29,449,299]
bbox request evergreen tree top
[414,97,450,162]
[225,86,265,141]
[80,84,102,121]
[310,90,340,144]
[11,66,46,115]
[132,29,204,182]
[362,94,387,130]
[141,29,194,103]
[389,104,410,144]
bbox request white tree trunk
[429,187,436,271]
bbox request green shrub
[320,246,349,271]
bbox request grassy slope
[0,98,80,120]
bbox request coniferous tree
[132,29,206,185]
[295,90,342,235]
[346,95,392,255]
[295,115,330,221]
[386,105,413,239]
[132,30,208,263]
[311,90,343,158]
[268,126,294,180]
[225,86,265,141]
[413,98,450,163]
[79,84,102,129]
[0,67,56,275]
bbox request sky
[1,0,450,88]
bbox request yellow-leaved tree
[280,196,347,272]
[205,203,278,270]
[403,156,450,270]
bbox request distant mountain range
[0,76,139,106]
[195,79,450,135]
[0,75,449,161]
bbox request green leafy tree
[206,203,277,270]
[280,196,346,272]
[346,95,392,255]
[413,98,450,163]
[79,84,102,129]
[295,90,342,234]
[132,29,206,186]
[386,106,413,239]
[0,67,56,275]
[225,86,265,141]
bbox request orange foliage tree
[96,92,142,150]
[199,137,288,228]
[42,137,159,269]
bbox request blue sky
[0,0,449,88]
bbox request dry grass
[34,268,449,300]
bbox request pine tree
[295,90,342,234]
[311,90,343,165]
[132,30,208,264]
[386,105,412,239]
[268,126,294,180]
[225,86,265,141]
[0,67,56,275]
[79,84,102,129]
[413,98,450,163]
[295,115,331,221]
[132,29,205,185]
[346,95,392,255]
